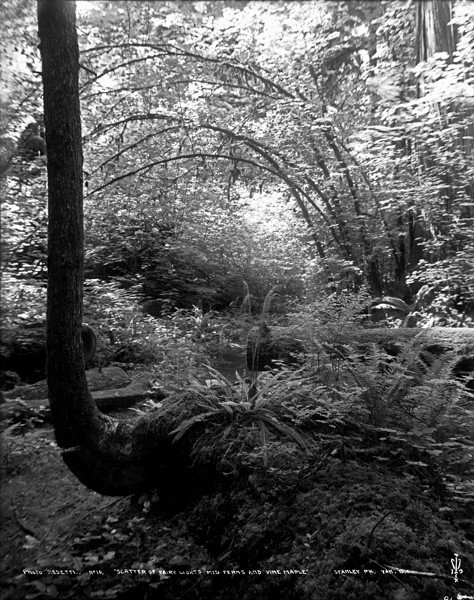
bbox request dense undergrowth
[2,285,474,599]
[3,387,473,599]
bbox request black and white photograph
[1,1,473,598]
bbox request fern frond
[257,412,312,451]
[242,280,252,315]
[261,287,278,319]
[171,411,218,441]
[257,419,270,466]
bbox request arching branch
[81,42,296,99]
[86,152,282,196]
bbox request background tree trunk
[415,0,474,233]
[416,0,457,63]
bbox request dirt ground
[0,425,215,600]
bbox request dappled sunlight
[2,0,473,598]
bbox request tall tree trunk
[416,0,457,64]
[415,0,473,216]
[37,0,197,496]
[38,0,102,449]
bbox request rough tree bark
[38,0,197,496]
[415,0,474,207]
[416,0,457,64]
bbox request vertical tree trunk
[415,0,473,216]
[38,0,103,448]
[416,0,457,63]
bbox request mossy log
[3,366,131,402]
[0,324,97,385]
[0,369,166,421]
[247,325,474,371]
[247,324,306,371]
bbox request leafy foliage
[2,3,474,598]
[2,0,474,314]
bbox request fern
[247,284,282,381]
[241,280,252,316]
[170,365,311,465]
[323,335,469,444]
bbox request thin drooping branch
[89,126,181,175]
[86,152,286,197]
[291,188,325,258]
[81,41,296,99]
[83,79,275,101]
[322,126,361,216]
[80,54,173,89]
[305,177,353,259]
[199,123,298,169]
[84,113,174,140]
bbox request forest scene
[1,0,474,598]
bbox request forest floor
[0,423,215,600]
[1,414,474,600]
[1,343,474,599]
[0,349,247,599]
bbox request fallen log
[0,323,97,384]
[247,323,305,371]
[1,370,166,422]
[91,371,164,412]
[3,366,131,402]
[247,325,474,373]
